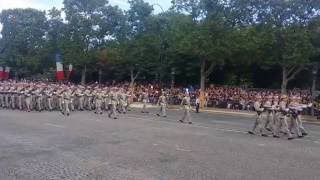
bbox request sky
[0,0,172,12]
[0,0,172,33]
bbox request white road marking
[175,145,192,152]
[126,116,320,145]
[45,123,65,129]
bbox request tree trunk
[81,65,86,85]
[98,69,102,84]
[281,65,305,95]
[130,68,135,87]
[130,68,140,88]
[281,67,288,95]
[200,60,206,108]
[199,59,216,108]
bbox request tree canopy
[0,0,319,92]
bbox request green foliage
[0,8,47,75]
[0,0,319,89]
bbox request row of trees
[0,0,320,94]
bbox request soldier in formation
[0,81,313,141]
[157,90,167,117]
[248,94,311,140]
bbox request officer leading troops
[179,92,192,124]
[157,90,167,117]
[62,88,72,116]
[140,89,149,113]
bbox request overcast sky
[0,0,172,12]
[0,0,172,33]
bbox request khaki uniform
[63,90,72,116]
[180,95,192,123]
[274,100,293,139]
[249,99,268,136]
[108,91,118,119]
[94,90,103,114]
[85,89,93,110]
[157,95,167,117]
[264,99,274,131]
[118,92,127,114]
[25,89,32,112]
[46,89,54,111]
[17,88,24,110]
[76,89,85,110]
[140,92,149,113]
[35,89,43,111]
[0,87,5,108]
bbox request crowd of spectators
[128,84,313,114]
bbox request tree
[171,0,232,92]
[63,0,115,84]
[0,8,48,78]
[113,0,155,86]
[251,0,317,94]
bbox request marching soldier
[0,86,4,108]
[62,88,72,116]
[17,86,24,110]
[140,89,149,113]
[179,92,192,124]
[288,96,310,137]
[295,96,309,136]
[35,87,43,112]
[46,88,54,111]
[104,88,112,111]
[76,87,85,111]
[84,87,93,110]
[274,95,294,140]
[157,91,167,117]
[54,88,64,111]
[70,87,76,111]
[25,86,32,112]
[108,88,118,119]
[248,95,268,137]
[264,95,274,132]
[94,88,103,115]
[118,88,127,114]
[10,86,17,109]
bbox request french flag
[55,51,64,81]
[4,67,10,80]
[0,67,3,80]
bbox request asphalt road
[0,107,319,180]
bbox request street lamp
[311,63,318,116]
[152,3,165,13]
[171,68,175,89]
[152,4,166,86]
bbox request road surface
[0,108,319,180]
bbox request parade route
[0,109,320,180]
